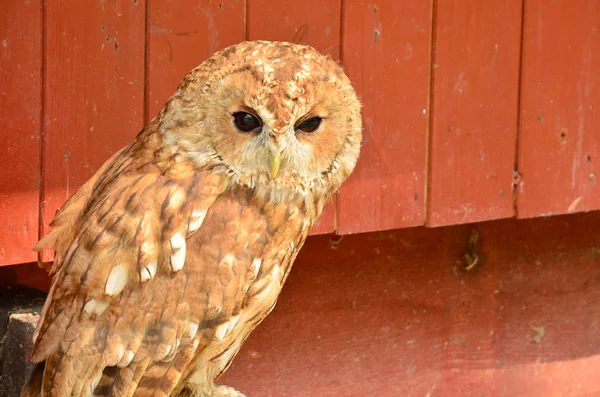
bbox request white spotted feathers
[105,264,128,295]
[169,232,186,272]
[100,199,215,305]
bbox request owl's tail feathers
[91,360,150,397]
[20,357,149,397]
[21,362,44,397]
[20,353,102,397]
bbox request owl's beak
[270,152,282,178]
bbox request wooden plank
[220,212,600,396]
[246,0,340,58]
[337,0,431,234]
[41,0,146,260]
[146,0,245,120]
[246,0,342,234]
[427,1,522,227]
[0,0,41,266]
[0,262,51,292]
[517,0,600,218]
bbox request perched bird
[22,40,361,397]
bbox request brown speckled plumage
[22,41,361,397]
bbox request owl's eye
[232,112,262,133]
[295,117,322,134]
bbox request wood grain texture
[427,1,522,227]
[517,0,600,218]
[0,0,41,266]
[146,0,244,120]
[246,0,342,235]
[220,212,600,396]
[41,0,146,260]
[337,0,431,234]
[246,0,341,58]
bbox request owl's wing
[29,134,233,396]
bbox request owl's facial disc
[263,115,325,179]
[162,41,361,194]
[218,91,325,181]
[229,108,313,180]
[226,108,283,179]
[230,110,283,177]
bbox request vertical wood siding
[146,0,245,120]
[337,0,432,234]
[1,0,599,265]
[0,0,42,265]
[517,0,600,218]
[40,0,146,260]
[426,1,522,227]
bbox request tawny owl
[22,40,361,397]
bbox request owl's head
[159,41,362,198]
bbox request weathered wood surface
[1,0,599,265]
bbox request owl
[21,40,361,397]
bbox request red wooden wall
[427,1,521,227]
[2,0,600,266]
[517,0,600,217]
[5,204,600,396]
[2,2,600,395]
[219,212,600,396]
[338,0,431,233]
[0,0,42,266]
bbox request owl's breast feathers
[29,125,317,396]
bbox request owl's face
[160,41,362,196]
